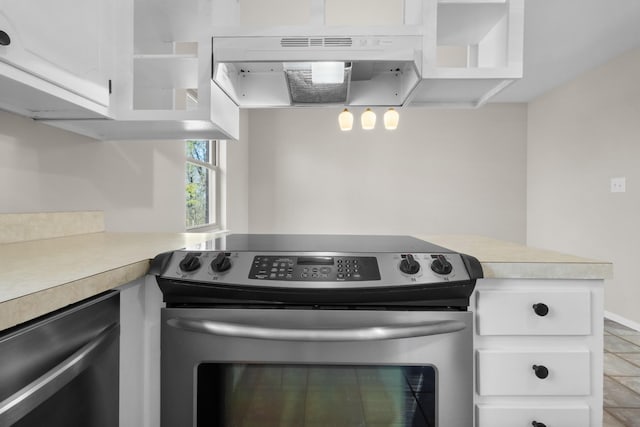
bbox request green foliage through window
[186,139,210,163]
[186,140,217,228]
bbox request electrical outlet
[611,177,626,193]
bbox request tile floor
[604,318,640,426]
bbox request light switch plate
[611,177,626,193]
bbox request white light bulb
[338,108,353,131]
[384,108,399,130]
[361,108,376,130]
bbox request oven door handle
[0,323,119,426]
[166,318,466,341]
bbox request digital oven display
[248,255,380,281]
[296,256,334,265]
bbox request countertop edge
[0,261,149,331]
[481,261,613,280]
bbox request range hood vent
[212,35,422,107]
[280,37,353,48]
[284,64,352,104]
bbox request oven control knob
[211,252,231,272]
[399,254,421,275]
[431,255,453,275]
[179,253,201,272]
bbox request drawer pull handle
[0,31,11,46]
[532,422,547,427]
[533,303,549,317]
[532,364,549,379]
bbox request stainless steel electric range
[151,234,483,427]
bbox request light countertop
[0,232,219,331]
[0,232,612,331]
[420,234,612,281]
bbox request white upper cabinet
[0,0,111,118]
[408,0,524,107]
[237,0,406,27]
[41,0,239,141]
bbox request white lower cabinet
[118,276,162,427]
[477,350,590,396]
[473,279,604,427]
[477,404,590,427]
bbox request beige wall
[247,104,528,242]
[0,110,249,233]
[0,111,185,232]
[224,110,250,233]
[527,47,640,323]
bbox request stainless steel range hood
[212,35,422,107]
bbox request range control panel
[248,256,381,281]
[151,235,483,305]
[153,249,478,289]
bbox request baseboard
[605,311,640,332]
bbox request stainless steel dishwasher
[0,290,119,427]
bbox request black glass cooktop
[190,234,454,254]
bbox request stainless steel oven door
[161,308,472,427]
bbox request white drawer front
[476,290,591,335]
[477,404,590,427]
[477,350,590,396]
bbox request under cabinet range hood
[212,35,422,107]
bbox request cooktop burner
[151,234,483,309]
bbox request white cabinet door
[0,0,109,106]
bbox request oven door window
[197,364,436,427]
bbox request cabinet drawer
[477,350,590,396]
[476,290,591,335]
[477,404,590,427]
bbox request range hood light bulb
[338,108,354,131]
[361,108,376,130]
[384,108,399,130]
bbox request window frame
[185,139,221,231]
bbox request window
[186,140,219,229]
